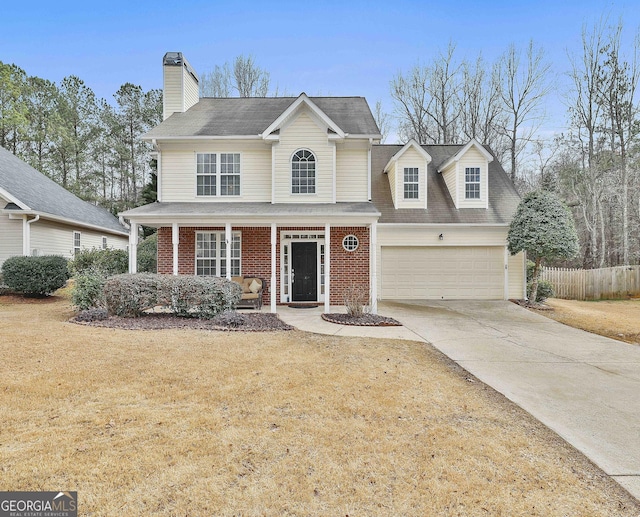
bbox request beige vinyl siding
[30,220,127,258]
[0,210,23,265]
[159,141,271,202]
[395,147,427,208]
[336,148,368,202]
[182,67,199,113]
[508,251,526,299]
[440,163,458,207]
[457,146,488,209]
[163,66,183,120]
[387,162,397,207]
[274,111,333,203]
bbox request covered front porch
[120,202,380,314]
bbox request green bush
[158,275,242,319]
[102,273,242,319]
[72,268,107,310]
[527,279,555,302]
[69,248,128,277]
[104,273,160,317]
[1,255,69,296]
[137,234,157,273]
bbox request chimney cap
[163,52,199,83]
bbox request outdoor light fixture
[439,233,444,240]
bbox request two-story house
[121,52,525,313]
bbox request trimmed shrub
[1,255,69,296]
[158,275,242,319]
[104,273,160,317]
[102,273,242,319]
[527,279,555,302]
[212,310,247,328]
[137,234,157,273]
[69,248,128,277]
[72,268,107,310]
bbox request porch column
[225,222,232,280]
[503,246,509,300]
[172,222,179,275]
[324,223,331,313]
[270,223,277,313]
[129,222,138,273]
[370,221,378,314]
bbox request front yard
[1,293,638,515]
[542,298,640,345]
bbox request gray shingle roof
[144,96,380,138]
[371,144,521,224]
[121,201,380,218]
[0,146,128,235]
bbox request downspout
[23,215,40,256]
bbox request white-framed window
[220,153,241,196]
[102,236,108,249]
[196,153,241,196]
[195,231,241,277]
[404,167,419,199]
[291,149,316,194]
[465,167,481,199]
[73,231,81,256]
[342,234,359,252]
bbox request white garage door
[381,246,505,300]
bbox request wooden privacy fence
[541,265,640,300]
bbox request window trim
[342,234,359,252]
[464,166,481,200]
[403,167,419,200]
[73,231,81,256]
[291,148,317,195]
[195,231,242,277]
[195,152,241,197]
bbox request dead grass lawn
[1,293,638,516]
[543,298,640,345]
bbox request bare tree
[200,55,271,98]
[596,21,639,265]
[374,100,391,143]
[200,63,232,97]
[233,55,270,97]
[390,64,431,143]
[498,40,552,181]
[461,55,507,156]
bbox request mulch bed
[73,312,294,332]
[322,313,402,326]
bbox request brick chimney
[162,52,199,120]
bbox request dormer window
[292,149,316,194]
[403,167,419,199]
[465,167,481,199]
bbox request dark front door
[291,242,317,301]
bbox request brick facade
[156,224,370,306]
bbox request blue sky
[3,0,639,141]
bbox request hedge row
[103,273,242,319]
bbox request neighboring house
[121,52,525,313]
[0,146,129,267]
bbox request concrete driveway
[378,300,640,501]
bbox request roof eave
[2,209,129,236]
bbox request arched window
[291,149,316,194]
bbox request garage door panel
[381,246,504,300]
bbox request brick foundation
[156,225,371,306]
